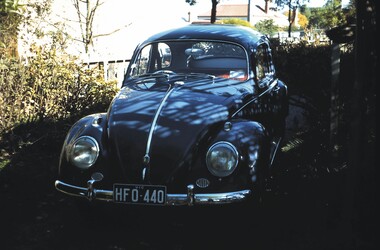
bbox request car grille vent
[196,178,210,188]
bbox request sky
[308,0,350,8]
[92,0,346,39]
[47,0,351,62]
[195,0,350,8]
[34,0,352,85]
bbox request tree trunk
[210,0,218,23]
[343,0,376,247]
[85,0,91,54]
[288,6,296,38]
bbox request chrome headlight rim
[69,136,99,170]
[206,141,239,177]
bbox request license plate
[113,184,167,205]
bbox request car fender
[58,113,108,178]
[209,119,270,181]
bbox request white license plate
[113,184,167,205]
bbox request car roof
[141,24,266,49]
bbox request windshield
[128,41,248,81]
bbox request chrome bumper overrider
[54,180,251,206]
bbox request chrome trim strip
[269,137,282,167]
[231,79,278,118]
[145,86,175,160]
[55,180,251,206]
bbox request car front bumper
[55,180,251,206]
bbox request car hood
[107,76,253,184]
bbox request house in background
[196,2,290,28]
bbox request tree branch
[93,22,132,38]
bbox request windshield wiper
[172,72,216,80]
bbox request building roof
[198,4,247,18]
[205,4,248,17]
[197,3,289,27]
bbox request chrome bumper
[54,180,251,206]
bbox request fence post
[330,43,340,160]
[102,60,107,81]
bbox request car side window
[254,43,274,87]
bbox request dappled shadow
[0,96,374,250]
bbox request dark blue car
[55,24,288,208]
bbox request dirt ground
[0,102,376,250]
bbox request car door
[252,42,286,137]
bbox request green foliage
[0,0,23,54]
[270,40,332,136]
[0,158,9,171]
[1,0,53,56]
[219,18,253,28]
[344,0,356,22]
[274,0,309,9]
[271,40,355,171]
[297,12,309,29]
[303,0,353,29]
[319,0,347,28]
[0,44,119,136]
[271,40,331,96]
[254,19,280,37]
[185,0,197,6]
[0,0,22,14]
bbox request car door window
[254,44,274,87]
[132,45,151,76]
[130,43,172,77]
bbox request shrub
[0,44,119,136]
[218,18,253,28]
[254,19,280,37]
[271,40,355,171]
[270,40,332,97]
[0,56,29,134]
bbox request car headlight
[206,141,239,177]
[69,136,99,169]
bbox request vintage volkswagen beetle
[55,24,288,208]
